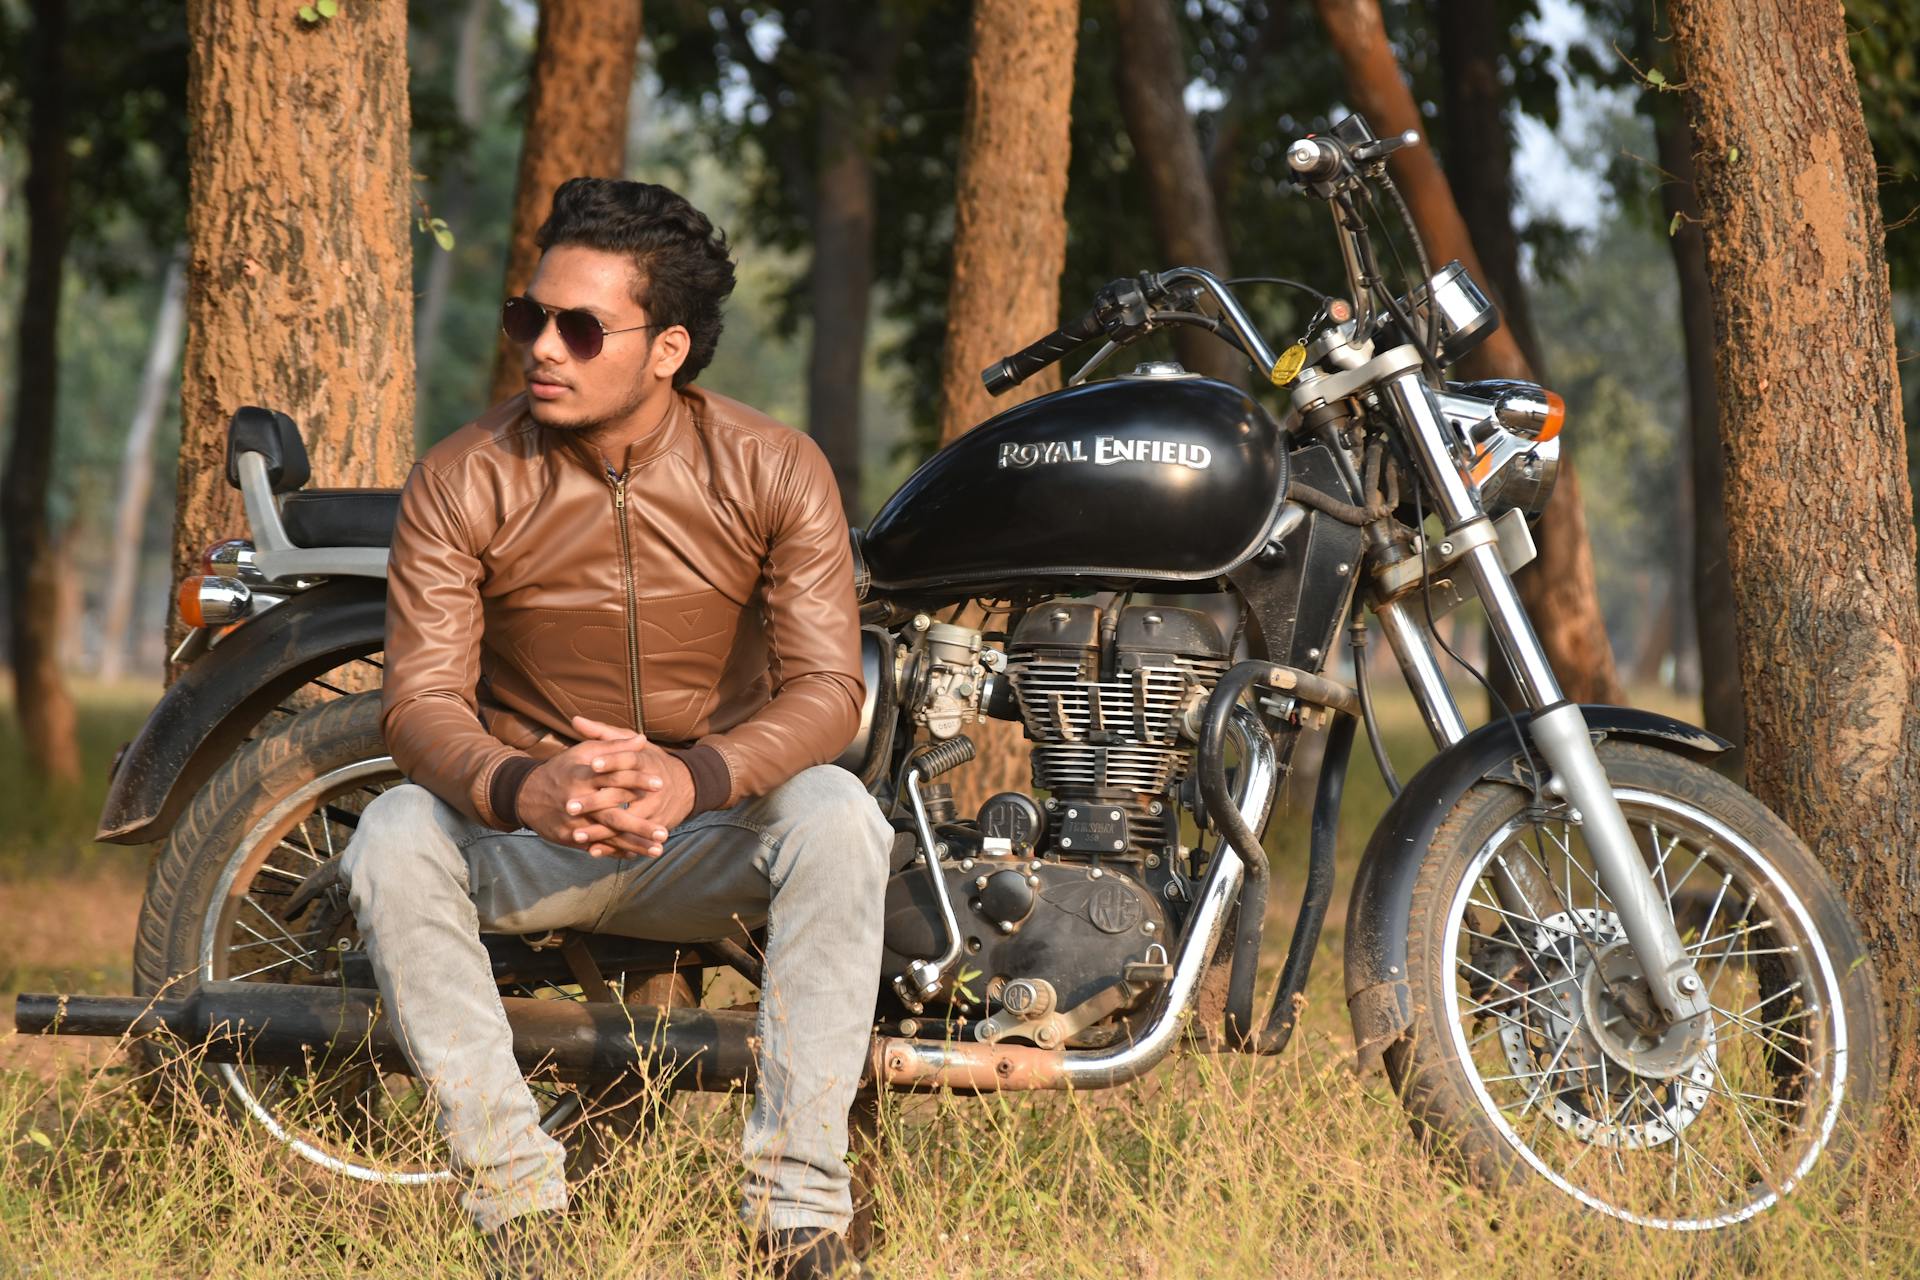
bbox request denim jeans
[338,763,892,1234]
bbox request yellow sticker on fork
[1270,342,1307,386]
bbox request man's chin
[525,394,589,429]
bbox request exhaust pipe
[13,982,758,1090]
[14,981,1082,1093]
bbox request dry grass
[1,680,1914,1277]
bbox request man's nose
[527,314,571,367]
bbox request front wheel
[1387,740,1884,1229]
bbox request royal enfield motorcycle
[18,114,1883,1230]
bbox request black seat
[279,488,402,549]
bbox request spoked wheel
[1388,741,1884,1229]
[135,691,674,1183]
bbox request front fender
[1342,705,1731,1070]
[97,578,388,845]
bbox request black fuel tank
[861,373,1287,595]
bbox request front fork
[1375,369,1711,1027]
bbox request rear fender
[1342,705,1731,1071]
[97,578,388,845]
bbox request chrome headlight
[1437,381,1565,520]
[1396,261,1500,366]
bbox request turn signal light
[176,575,252,628]
[1494,386,1565,443]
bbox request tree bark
[486,0,642,407]
[176,0,415,660]
[1110,0,1242,385]
[1,0,81,784]
[1655,109,1744,758]
[414,0,492,431]
[1670,0,1920,1099]
[1313,0,1624,705]
[98,250,188,683]
[938,0,1080,810]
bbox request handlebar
[980,306,1106,396]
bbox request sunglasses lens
[554,310,605,360]
[501,296,547,345]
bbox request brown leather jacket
[381,386,865,831]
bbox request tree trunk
[1,0,81,784]
[414,0,492,433]
[1110,0,1242,385]
[486,0,642,407]
[1655,109,1744,759]
[1670,0,1920,1101]
[98,250,188,683]
[1314,0,1624,706]
[938,0,1080,811]
[1431,0,1544,371]
[804,4,903,522]
[176,0,415,661]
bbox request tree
[937,0,1079,809]
[1313,0,1625,705]
[1110,0,1241,384]
[1,0,81,783]
[1669,0,1920,1098]
[97,250,187,683]
[175,0,415,655]
[485,0,643,407]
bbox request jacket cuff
[664,743,731,815]
[487,754,540,831]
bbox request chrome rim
[1440,788,1848,1229]
[196,752,595,1183]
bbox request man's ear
[652,325,691,382]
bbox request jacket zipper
[606,467,644,730]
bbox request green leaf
[297,4,318,21]
[315,0,338,16]
[1645,66,1667,88]
[1728,145,1740,164]
[27,1130,52,1150]
[1668,211,1684,238]
[433,225,456,252]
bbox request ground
[0,680,1912,1277]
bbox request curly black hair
[535,178,737,388]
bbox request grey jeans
[338,763,892,1234]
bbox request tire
[134,690,667,1184]
[1385,740,1885,1229]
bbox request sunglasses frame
[501,295,662,361]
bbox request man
[338,177,890,1279]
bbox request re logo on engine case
[997,438,1213,471]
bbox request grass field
[1,680,1914,1277]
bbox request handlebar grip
[981,307,1106,396]
[1286,136,1344,182]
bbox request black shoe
[753,1228,874,1279]
[481,1209,570,1280]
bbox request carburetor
[901,615,1007,739]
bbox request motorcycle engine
[879,601,1230,1046]
[1003,601,1229,861]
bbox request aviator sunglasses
[500,295,661,361]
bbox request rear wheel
[134,691,677,1182]
[1387,741,1885,1228]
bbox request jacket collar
[548,390,688,478]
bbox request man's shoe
[481,1209,570,1280]
[753,1228,874,1279]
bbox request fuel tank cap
[1124,361,1197,379]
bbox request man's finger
[586,763,665,791]
[571,715,649,748]
[589,806,671,843]
[565,786,638,816]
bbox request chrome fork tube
[1380,368,1708,1024]
[1372,598,1468,749]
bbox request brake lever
[1067,339,1121,387]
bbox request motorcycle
[17,113,1883,1231]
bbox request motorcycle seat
[279,488,402,549]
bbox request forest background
[4,0,1914,692]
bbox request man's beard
[525,362,653,433]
